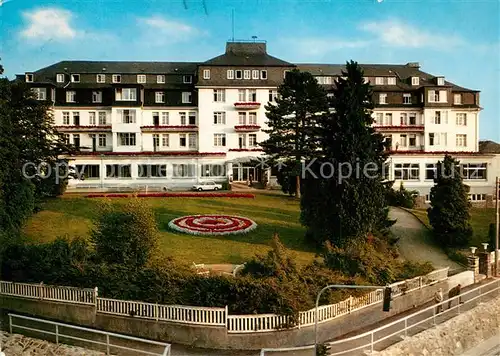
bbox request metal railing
[326,278,500,355]
[259,278,500,356]
[8,313,171,355]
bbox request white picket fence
[227,267,449,333]
[0,281,96,305]
[0,267,449,333]
[97,297,227,326]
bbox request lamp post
[314,284,387,353]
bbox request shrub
[91,199,159,268]
[321,240,399,285]
[386,182,418,209]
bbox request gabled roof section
[203,41,293,67]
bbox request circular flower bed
[168,215,257,235]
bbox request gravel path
[389,207,463,273]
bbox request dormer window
[71,74,80,83]
[25,73,34,82]
[157,75,165,84]
[454,94,462,105]
[437,77,445,86]
[260,70,268,80]
[96,74,106,83]
[375,77,384,85]
[235,70,243,79]
[202,70,210,80]
[252,70,259,79]
[227,70,234,80]
[387,77,396,85]
[112,74,121,83]
[56,74,65,83]
[411,77,420,86]
[137,75,146,84]
[183,75,192,84]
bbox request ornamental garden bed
[169,215,258,235]
[86,193,255,198]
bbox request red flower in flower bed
[169,215,257,235]
[86,193,255,199]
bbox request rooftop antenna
[231,9,235,41]
[252,35,258,42]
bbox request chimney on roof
[406,62,420,68]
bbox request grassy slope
[22,194,317,265]
[408,208,495,246]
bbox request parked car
[192,181,223,191]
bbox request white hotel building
[20,41,499,205]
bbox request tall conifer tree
[301,61,390,247]
[261,69,329,198]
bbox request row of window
[44,73,194,85]
[374,111,470,126]
[394,162,487,181]
[60,110,199,126]
[65,134,108,148]
[213,112,258,125]
[61,89,192,104]
[67,131,258,149]
[384,133,468,148]
[378,92,464,105]
[218,70,268,81]
[425,193,487,202]
[212,89,278,103]
[76,163,226,179]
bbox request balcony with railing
[374,124,424,132]
[234,125,261,132]
[141,125,198,132]
[233,102,261,109]
[55,125,112,132]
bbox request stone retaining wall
[378,295,500,356]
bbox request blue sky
[1,0,499,141]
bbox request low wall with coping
[0,278,453,350]
[378,295,500,356]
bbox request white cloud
[21,8,77,40]
[137,15,200,43]
[359,19,465,49]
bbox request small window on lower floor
[172,164,196,178]
[106,164,131,178]
[75,165,100,179]
[138,164,167,178]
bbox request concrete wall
[378,295,500,356]
[0,279,451,351]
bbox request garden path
[389,207,463,273]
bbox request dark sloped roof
[33,61,198,75]
[479,140,500,153]
[296,63,478,92]
[203,53,292,66]
[203,41,293,66]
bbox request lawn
[407,208,496,247]
[22,193,317,265]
